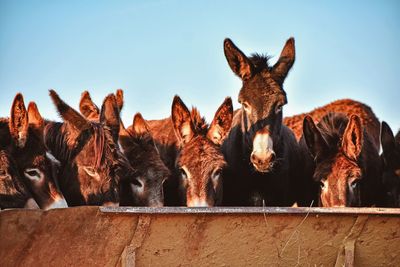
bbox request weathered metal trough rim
[99,206,400,215]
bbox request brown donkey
[284,99,381,150]
[146,96,233,207]
[0,93,66,209]
[301,113,384,207]
[45,90,137,206]
[380,121,400,207]
[222,38,301,206]
[79,90,170,207]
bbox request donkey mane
[44,121,115,171]
[317,113,349,152]
[190,107,208,135]
[249,53,271,73]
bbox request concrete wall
[1,207,399,266]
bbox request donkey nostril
[251,154,266,166]
[251,154,257,163]
[269,153,276,162]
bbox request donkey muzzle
[250,150,276,173]
[251,130,275,173]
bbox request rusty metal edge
[99,206,400,215]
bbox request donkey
[146,96,233,207]
[301,113,385,207]
[79,90,170,207]
[380,121,400,207]
[222,38,301,206]
[0,93,67,209]
[45,90,137,206]
[284,99,381,150]
[0,150,39,209]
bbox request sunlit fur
[284,99,381,150]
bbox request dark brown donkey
[0,93,66,209]
[45,90,137,206]
[380,121,400,207]
[222,38,301,206]
[284,99,381,150]
[1,112,36,209]
[0,149,39,209]
[79,90,170,207]
[146,96,233,207]
[301,113,384,207]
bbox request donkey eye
[131,177,143,188]
[275,104,283,114]
[180,168,188,179]
[24,168,41,180]
[319,181,326,189]
[242,102,251,112]
[83,167,97,177]
[212,169,222,180]
[350,179,360,189]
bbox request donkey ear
[118,119,133,149]
[342,115,364,160]
[207,97,233,145]
[171,95,195,145]
[49,90,91,132]
[9,93,29,148]
[115,89,124,112]
[79,91,100,119]
[100,94,120,142]
[381,121,396,159]
[27,102,44,130]
[303,115,328,159]
[131,113,150,136]
[224,38,254,80]
[271,37,295,85]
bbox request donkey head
[0,150,39,209]
[80,90,169,207]
[120,113,170,207]
[46,90,136,206]
[224,38,295,173]
[172,96,233,207]
[380,121,400,207]
[303,114,365,207]
[7,94,66,209]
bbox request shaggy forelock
[249,53,271,73]
[317,113,349,152]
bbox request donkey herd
[1,38,399,210]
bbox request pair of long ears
[79,89,124,121]
[49,90,121,143]
[79,90,150,138]
[171,96,233,146]
[223,37,295,84]
[303,114,364,161]
[9,93,44,148]
[381,121,399,164]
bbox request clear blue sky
[0,0,399,132]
